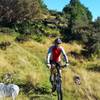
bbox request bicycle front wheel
[56,83,63,100]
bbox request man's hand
[47,63,51,69]
[66,63,69,66]
[65,62,69,67]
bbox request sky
[43,0,100,21]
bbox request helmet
[54,38,62,44]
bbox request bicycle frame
[50,63,65,100]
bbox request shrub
[15,20,33,34]
[0,27,15,34]
[31,35,46,43]
[43,27,60,37]
[0,0,42,26]
[81,32,100,58]
[0,41,11,50]
[15,34,29,43]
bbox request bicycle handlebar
[59,63,70,68]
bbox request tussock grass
[0,34,100,100]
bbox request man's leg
[50,68,56,93]
[56,63,62,83]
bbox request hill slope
[0,33,100,100]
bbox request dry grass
[0,34,100,100]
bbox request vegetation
[0,33,100,100]
[0,0,100,99]
[81,17,100,57]
[63,0,92,40]
[62,0,100,57]
[0,0,45,26]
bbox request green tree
[81,17,100,57]
[63,0,92,40]
[94,17,100,32]
[0,0,43,26]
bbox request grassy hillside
[0,33,100,100]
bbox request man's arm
[46,47,52,68]
[61,47,68,63]
[46,47,52,64]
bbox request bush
[0,41,11,50]
[15,20,33,34]
[15,34,29,43]
[0,27,15,34]
[0,0,42,26]
[31,35,46,43]
[81,32,100,58]
[43,27,60,37]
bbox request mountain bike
[50,62,68,100]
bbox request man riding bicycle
[46,38,69,93]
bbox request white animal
[0,83,19,100]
